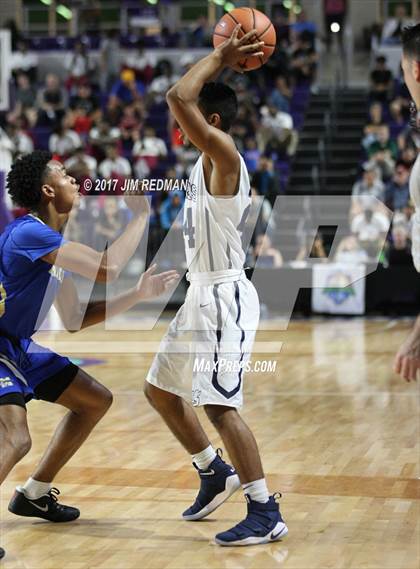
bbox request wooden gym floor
[0,318,419,569]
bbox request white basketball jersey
[410,152,420,272]
[183,153,251,274]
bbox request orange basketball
[213,7,276,71]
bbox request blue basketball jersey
[0,214,68,339]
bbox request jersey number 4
[183,208,195,249]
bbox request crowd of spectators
[345,52,416,269]
[0,12,320,268]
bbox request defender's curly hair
[7,150,52,209]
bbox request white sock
[192,445,217,470]
[22,477,51,500]
[242,478,270,503]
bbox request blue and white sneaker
[182,449,240,521]
[215,493,288,546]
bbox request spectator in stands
[69,82,99,117]
[381,4,415,44]
[386,225,413,266]
[351,208,389,258]
[148,59,179,104]
[148,60,179,105]
[89,120,120,162]
[324,0,347,52]
[37,73,67,127]
[48,117,81,159]
[291,10,317,45]
[133,126,167,170]
[110,69,145,106]
[95,197,126,245]
[369,56,393,102]
[98,143,131,179]
[191,15,212,48]
[367,125,398,180]
[251,157,281,207]
[6,118,33,157]
[104,95,123,127]
[335,235,369,264]
[231,103,258,152]
[296,232,328,261]
[269,76,292,114]
[10,40,38,84]
[398,124,419,159]
[65,40,93,91]
[70,106,93,139]
[389,99,408,138]
[252,234,283,268]
[243,138,261,174]
[273,10,291,48]
[119,104,144,159]
[351,162,385,211]
[258,104,297,157]
[125,39,154,85]
[362,102,386,150]
[290,31,318,85]
[385,161,411,211]
[160,191,184,231]
[13,73,37,117]
[64,146,97,179]
[99,30,121,92]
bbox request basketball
[213,8,276,71]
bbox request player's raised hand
[393,322,420,382]
[136,263,179,300]
[215,24,264,70]
[124,191,151,217]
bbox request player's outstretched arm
[55,264,179,332]
[166,25,263,164]
[42,194,150,282]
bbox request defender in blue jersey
[0,151,177,560]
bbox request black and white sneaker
[0,547,5,560]
[8,487,80,522]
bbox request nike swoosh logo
[28,501,48,512]
[201,469,215,476]
[200,303,210,308]
[271,529,284,540]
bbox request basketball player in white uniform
[394,24,420,382]
[145,26,288,546]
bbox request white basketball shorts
[146,270,260,408]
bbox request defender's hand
[136,264,179,300]
[124,192,151,217]
[393,323,420,382]
[215,25,264,70]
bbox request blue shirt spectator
[110,69,145,105]
[160,191,185,230]
[385,162,411,211]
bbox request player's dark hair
[402,24,420,60]
[198,82,238,132]
[7,150,52,209]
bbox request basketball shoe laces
[45,487,65,511]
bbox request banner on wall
[312,263,366,315]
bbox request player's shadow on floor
[5,518,212,542]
